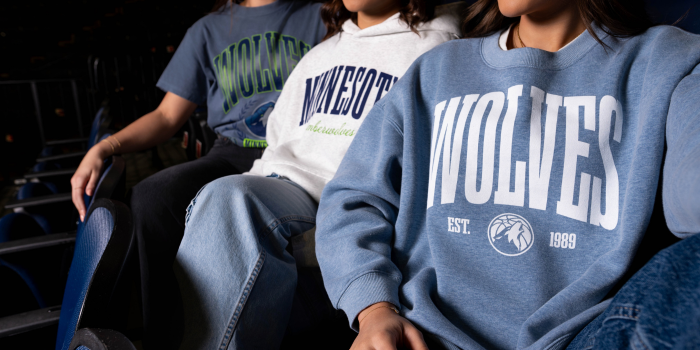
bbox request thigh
[176,175,318,350]
[182,174,318,241]
[131,142,258,227]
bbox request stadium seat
[0,156,127,348]
[6,154,125,214]
[55,198,135,350]
[67,328,136,350]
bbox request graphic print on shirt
[488,213,534,256]
[299,65,399,135]
[427,85,623,254]
[213,31,312,146]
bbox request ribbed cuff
[337,272,401,331]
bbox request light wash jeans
[174,174,319,350]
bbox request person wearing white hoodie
[172,0,463,348]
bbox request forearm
[97,92,196,156]
[107,110,185,154]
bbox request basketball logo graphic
[487,214,534,256]
[244,101,275,138]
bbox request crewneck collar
[224,0,290,18]
[482,23,609,70]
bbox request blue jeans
[566,233,700,350]
[174,174,319,349]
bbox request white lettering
[465,92,505,204]
[590,95,622,230]
[528,87,561,210]
[442,95,479,204]
[495,85,526,207]
[427,100,447,208]
[556,96,596,222]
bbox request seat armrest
[0,232,77,256]
[46,138,89,147]
[24,169,77,180]
[36,151,87,163]
[4,193,72,210]
[0,305,61,337]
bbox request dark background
[0,0,216,185]
[0,0,698,187]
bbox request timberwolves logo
[243,101,275,138]
[488,214,534,256]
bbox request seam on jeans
[610,306,641,320]
[184,183,209,227]
[258,214,316,239]
[218,250,266,350]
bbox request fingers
[71,176,87,222]
[85,168,100,197]
[350,334,398,350]
[402,323,428,350]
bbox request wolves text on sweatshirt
[317,25,700,350]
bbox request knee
[191,175,257,205]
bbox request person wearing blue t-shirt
[69,0,325,348]
[316,0,700,349]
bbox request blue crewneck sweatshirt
[316,25,700,350]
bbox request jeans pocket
[185,183,208,227]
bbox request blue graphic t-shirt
[156,0,326,147]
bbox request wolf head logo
[243,101,275,138]
[487,214,534,256]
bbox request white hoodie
[247,3,463,201]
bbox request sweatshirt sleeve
[663,64,700,238]
[316,102,405,330]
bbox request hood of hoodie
[340,2,464,39]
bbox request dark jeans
[566,232,700,350]
[131,138,263,350]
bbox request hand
[70,144,110,221]
[350,302,428,350]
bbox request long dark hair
[461,0,654,46]
[320,0,436,40]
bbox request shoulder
[638,25,700,43]
[412,38,481,66]
[613,25,700,76]
[182,11,227,38]
[617,25,700,55]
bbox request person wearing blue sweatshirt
[316,0,700,349]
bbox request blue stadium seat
[55,199,135,350]
[67,328,136,350]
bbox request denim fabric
[131,138,262,349]
[566,233,700,350]
[174,174,318,350]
